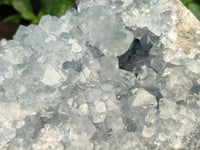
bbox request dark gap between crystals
[190,84,200,94]
[85,41,105,58]
[72,2,78,11]
[62,60,82,72]
[117,37,153,73]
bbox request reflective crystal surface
[1,0,200,149]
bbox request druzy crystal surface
[1,0,200,149]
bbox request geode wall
[1,0,200,149]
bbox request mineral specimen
[1,0,200,149]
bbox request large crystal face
[1,0,200,149]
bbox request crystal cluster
[1,0,200,149]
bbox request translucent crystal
[1,0,200,149]
[105,113,124,131]
[160,67,193,101]
[41,65,65,85]
[78,6,134,56]
[128,88,157,107]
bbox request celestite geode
[1,0,200,149]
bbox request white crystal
[1,0,200,149]
[85,88,102,102]
[79,7,134,56]
[92,113,106,123]
[3,49,23,64]
[158,133,168,142]
[105,114,124,130]
[4,66,14,78]
[159,98,177,120]
[122,0,133,8]
[83,67,90,78]
[145,109,158,124]
[128,89,157,107]
[79,104,89,116]
[161,67,193,100]
[94,101,106,113]
[39,15,62,35]
[163,49,187,65]
[41,65,64,85]
[186,59,200,74]
[44,35,57,43]
[142,125,155,138]
[106,99,119,111]
[32,125,64,150]
[100,84,113,91]
[68,39,82,53]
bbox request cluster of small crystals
[1,0,200,149]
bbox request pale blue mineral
[1,0,200,149]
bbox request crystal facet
[1,0,200,149]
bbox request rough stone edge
[173,0,200,51]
